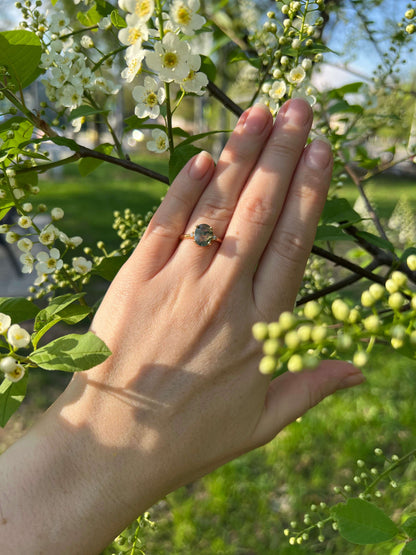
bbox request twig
[207,81,243,117]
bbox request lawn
[3,165,416,554]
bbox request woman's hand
[0,99,364,554]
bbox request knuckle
[267,134,299,160]
[271,229,310,264]
[241,195,275,226]
[201,198,235,222]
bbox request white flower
[13,188,25,199]
[118,14,149,52]
[0,313,11,334]
[71,116,85,133]
[17,238,33,252]
[98,16,112,30]
[20,252,35,274]
[145,33,191,83]
[180,54,208,95]
[72,256,92,275]
[51,207,64,220]
[288,65,306,85]
[22,202,33,212]
[59,83,83,110]
[34,273,48,286]
[147,129,169,153]
[269,80,287,100]
[18,215,32,229]
[170,0,206,35]
[7,324,31,349]
[0,224,9,233]
[36,248,63,275]
[5,363,26,383]
[121,48,146,82]
[80,35,94,49]
[5,231,18,244]
[0,356,17,373]
[133,77,166,119]
[39,225,58,245]
[59,232,83,248]
[49,11,70,35]
[123,0,154,21]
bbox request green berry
[252,322,269,342]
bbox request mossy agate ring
[180,223,223,247]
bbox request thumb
[252,360,365,447]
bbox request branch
[207,80,243,117]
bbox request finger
[130,151,215,279]
[251,361,365,448]
[213,99,313,279]
[253,139,333,315]
[176,104,273,273]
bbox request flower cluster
[247,0,326,114]
[253,255,416,375]
[0,313,30,383]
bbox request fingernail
[305,139,332,170]
[278,98,312,127]
[241,104,271,135]
[188,151,213,180]
[339,372,366,389]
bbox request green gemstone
[194,223,214,246]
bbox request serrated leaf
[315,225,350,242]
[0,375,28,427]
[110,9,126,28]
[169,144,201,183]
[403,516,416,537]
[322,198,362,225]
[93,255,128,281]
[330,498,399,545]
[403,541,416,554]
[29,332,111,372]
[78,143,113,176]
[34,293,85,331]
[0,297,39,323]
[0,30,42,89]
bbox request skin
[0,99,364,554]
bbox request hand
[0,99,364,554]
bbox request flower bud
[268,322,283,338]
[5,363,25,382]
[252,322,268,342]
[391,271,407,288]
[391,338,403,349]
[259,355,277,374]
[361,290,375,307]
[303,300,321,320]
[348,308,361,324]
[385,278,398,294]
[388,292,405,310]
[263,338,280,356]
[288,354,303,372]
[405,8,415,18]
[369,283,384,301]
[311,325,327,343]
[297,325,312,342]
[331,299,350,322]
[279,311,297,331]
[407,254,416,271]
[353,351,368,367]
[285,330,300,350]
[363,315,381,333]
[336,334,352,351]
[0,356,17,373]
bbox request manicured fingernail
[278,98,312,126]
[188,151,213,180]
[305,139,332,170]
[241,104,271,134]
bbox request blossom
[180,54,208,95]
[145,33,191,83]
[72,256,92,275]
[17,238,33,252]
[170,0,206,35]
[5,363,26,383]
[118,14,149,52]
[5,232,18,244]
[59,83,83,110]
[98,17,112,30]
[20,253,35,274]
[7,324,31,349]
[123,0,155,21]
[133,77,166,119]
[121,49,146,82]
[147,129,169,153]
[18,215,32,229]
[51,207,64,220]
[0,356,17,373]
[39,225,58,245]
[59,232,83,248]
[288,65,306,85]
[48,11,70,35]
[80,35,94,49]
[72,116,85,133]
[36,248,63,275]
[0,313,11,334]
[22,203,33,212]
[269,80,287,100]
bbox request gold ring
[180,223,223,247]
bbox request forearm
[0,379,165,555]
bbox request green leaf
[0,117,34,158]
[93,255,129,281]
[0,30,42,89]
[110,9,127,28]
[34,293,85,331]
[78,143,113,176]
[0,375,28,427]
[50,136,81,151]
[77,0,114,26]
[403,541,416,554]
[322,198,362,225]
[330,498,399,545]
[328,100,363,115]
[68,105,108,121]
[403,516,416,537]
[169,144,201,183]
[315,225,350,242]
[354,230,395,252]
[200,55,216,81]
[0,297,39,323]
[329,82,365,97]
[29,332,111,372]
